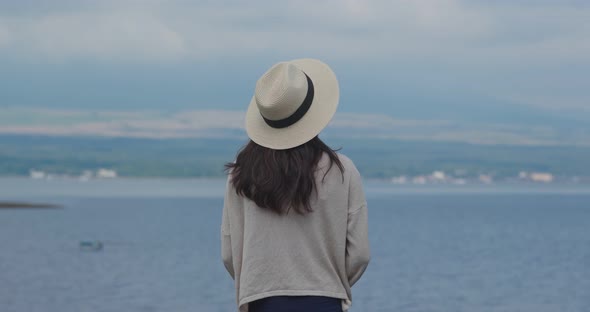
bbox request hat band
[262,73,314,129]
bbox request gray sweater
[221,153,370,311]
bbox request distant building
[412,176,427,185]
[97,169,118,178]
[530,172,553,183]
[479,174,493,184]
[452,178,467,185]
[29,170,46,179]
[431,171,446,181]
[391,176,407,184]
[79,170,94,181]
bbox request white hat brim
[245,58,339,150]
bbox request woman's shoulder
[318,152,360,182]
[335,152,359,173]
[335,152,353,166]
[317,152,360,183]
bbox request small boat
[79,241,103,251]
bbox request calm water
[0,178,589,312]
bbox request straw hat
[245,58,339,150]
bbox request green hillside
[1,135,589,178]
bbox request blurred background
[1,1,589,311]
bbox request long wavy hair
[225,136,344,215]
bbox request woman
[222,59,370,312]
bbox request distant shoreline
[1,177,589,199]
[0,202,62,209]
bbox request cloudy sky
[0,0,589,144]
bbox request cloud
[1,11,187,61]
[0,25,11,46]
[1,108,588,146]
[0,108,245,138]
[502,94,590,112]
[0,0,588,115]
[0,0,589,65]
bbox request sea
[0,177,589,312]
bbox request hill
[1,135,589,179]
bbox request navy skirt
[249,296,342,312]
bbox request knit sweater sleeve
[345,164,370,287]
[221,176,235,279]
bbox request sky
[0,0,589,145]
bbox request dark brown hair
[225,136,344,215]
